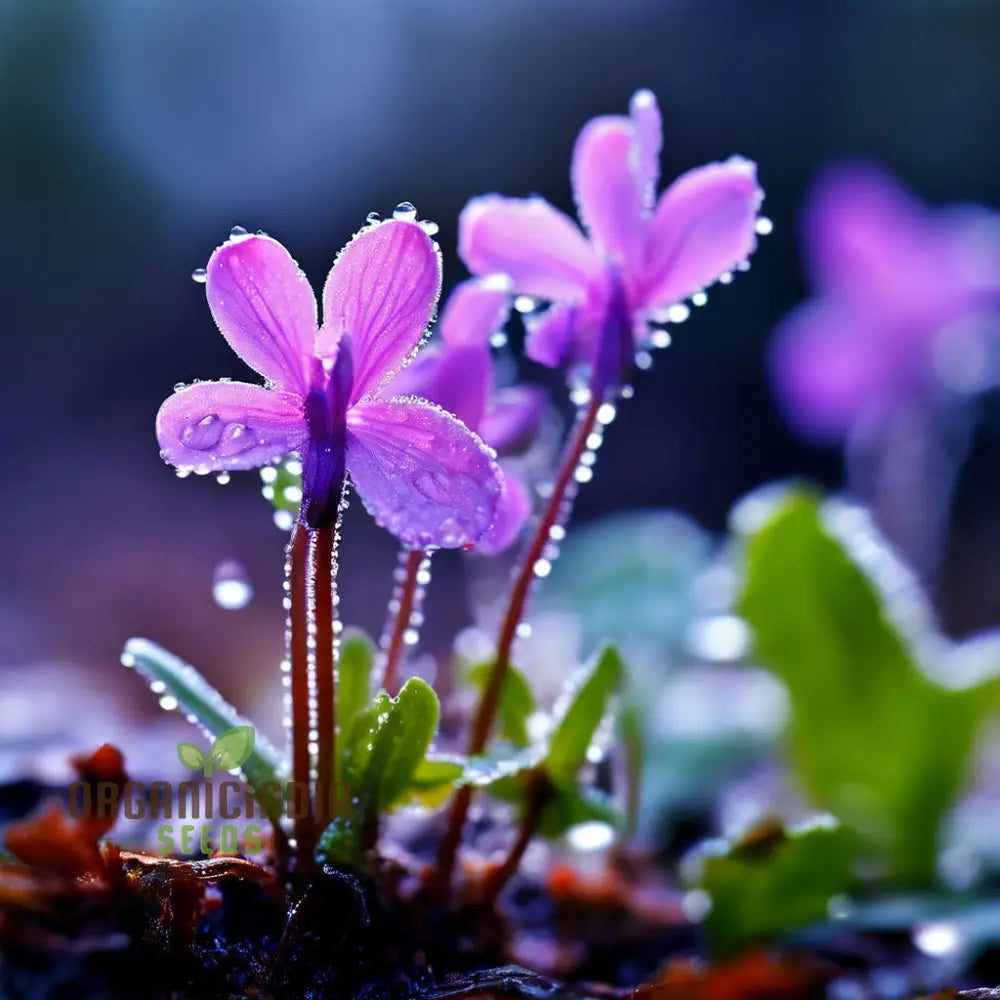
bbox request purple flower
[458,89,763,395]
[771,164,1000,441]
[386,276,547,553]
[157,221,503,547]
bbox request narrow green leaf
[546,644,625,784]
[338,629,374,743]
[689,818,856,959]
[739,494,1000,884]
[177,742,206,772]
[123,638,283,822]
[370,678,440,809]
[468,662,536,747]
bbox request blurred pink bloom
[387,277,546,553]
[771,164,1000,442]
[156,223,503,548]
[459,89,763,395]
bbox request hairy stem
[288,525,315,869]
[436,393,604,893]
[312,525,337,834]
[382,549,425,697]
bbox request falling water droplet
[393,202,417,221]
[191,268,207,284]
[213,560,253,610]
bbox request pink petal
[345,398,502,549]
[769,302,892,442]
[459,195,601,304]
[386,344,491,431]
[206,234,317,393]
[156,381,306,472]
[479,385,547,453]
[571,115,645,268]
[439,276,513,347]
[477,466,532,555]
[525,305,578,368]
[318,220,442,402]
[629,89,662,212]
[639,158,762,309]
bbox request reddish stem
[436,394,603,893]
[312,525,337,835]
[383,549,424,697]
[481,769,552,905]
[288,525,315,870]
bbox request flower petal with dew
[157,222,503,545]
[460,89,763,396]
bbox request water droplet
[667,303,690,324]
[175,467,192,479]
[230,225,248,238]
[574,465,594,484]
[514,295,537,313]
[393,202,417,221]
[566,821,615,853]
[692,291,708,307]
[755,216,774,236]
[260,466,278,484]
[635,351,653,370]
[180,413,223,451]
[597,402,617,425]
[420,219,439,235]
[191,268,207,284]
[273,510,295,532]
[533,558,552,578]
[914,921,963,958]
[718,271,734,285]
[366,211,381,224]
[216,471,231,485]
[213,560,253,610]
[651,330,672,349]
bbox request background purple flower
[770,163,1000,442]
[459,89,764,395]
[386,276,546,554]
[157,222,503,548]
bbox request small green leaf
[210,725,256,774]
[740,494,1000,884]
[338,629,374,743]
[690,818,856,959]
[539,785,622,839]
[123,639,283,824]
[546,644,625,784]
[468,662,536,748]
[315,815,362,866]
[407,755,465,808]
[177,742,206,772]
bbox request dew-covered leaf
[546,644,625,785]
[739,494,1000,884]
[338,628,375,744]
[122,638,283,821]
[688,818,856,959]
[468,661,536,748]
[315,815,362,867]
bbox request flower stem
[312,524,337,835]
[481,769,552,906]
[381,549,426,697]
[288,524,315,870]
[436,393,604,893]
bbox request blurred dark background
[3,0,1000,725]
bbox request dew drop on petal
[667,303,690,324]
[216,471,231,485]
[393,202,417,221]
[755,216,774,236]
[691,291,708,307]
[213,559,253,610]
[366,211,382,224]
[230,225,248,238]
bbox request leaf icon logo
[176,726,256,777]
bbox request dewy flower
[459,89,763,396]
[386,276,546,553]
[770,164,1000,441]
[157,221,503,548]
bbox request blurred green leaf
[740,494,1000,884]
[406,755,465,808]
[315,815,361,866]
[263,457,302,516]
[538,784,621,839]
[344,678,440,816]
[123,638,283,823]
[546,644,624,785]
[338,629,374,746]
[690,818,856,959]
[468,662,535,748]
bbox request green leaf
[406,755,465,808]
[315,815,362,866]
[176,742,205,772]
[344,679,441,816]
[264,456,303,517]
[739,494,1000,884]
[122,638,283,823]
[689,818,856,959]
[538,785,622,839]
[338,629,374,743]
[546,644,625,785]
[210,725,256,774]
[468,662,535,748]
